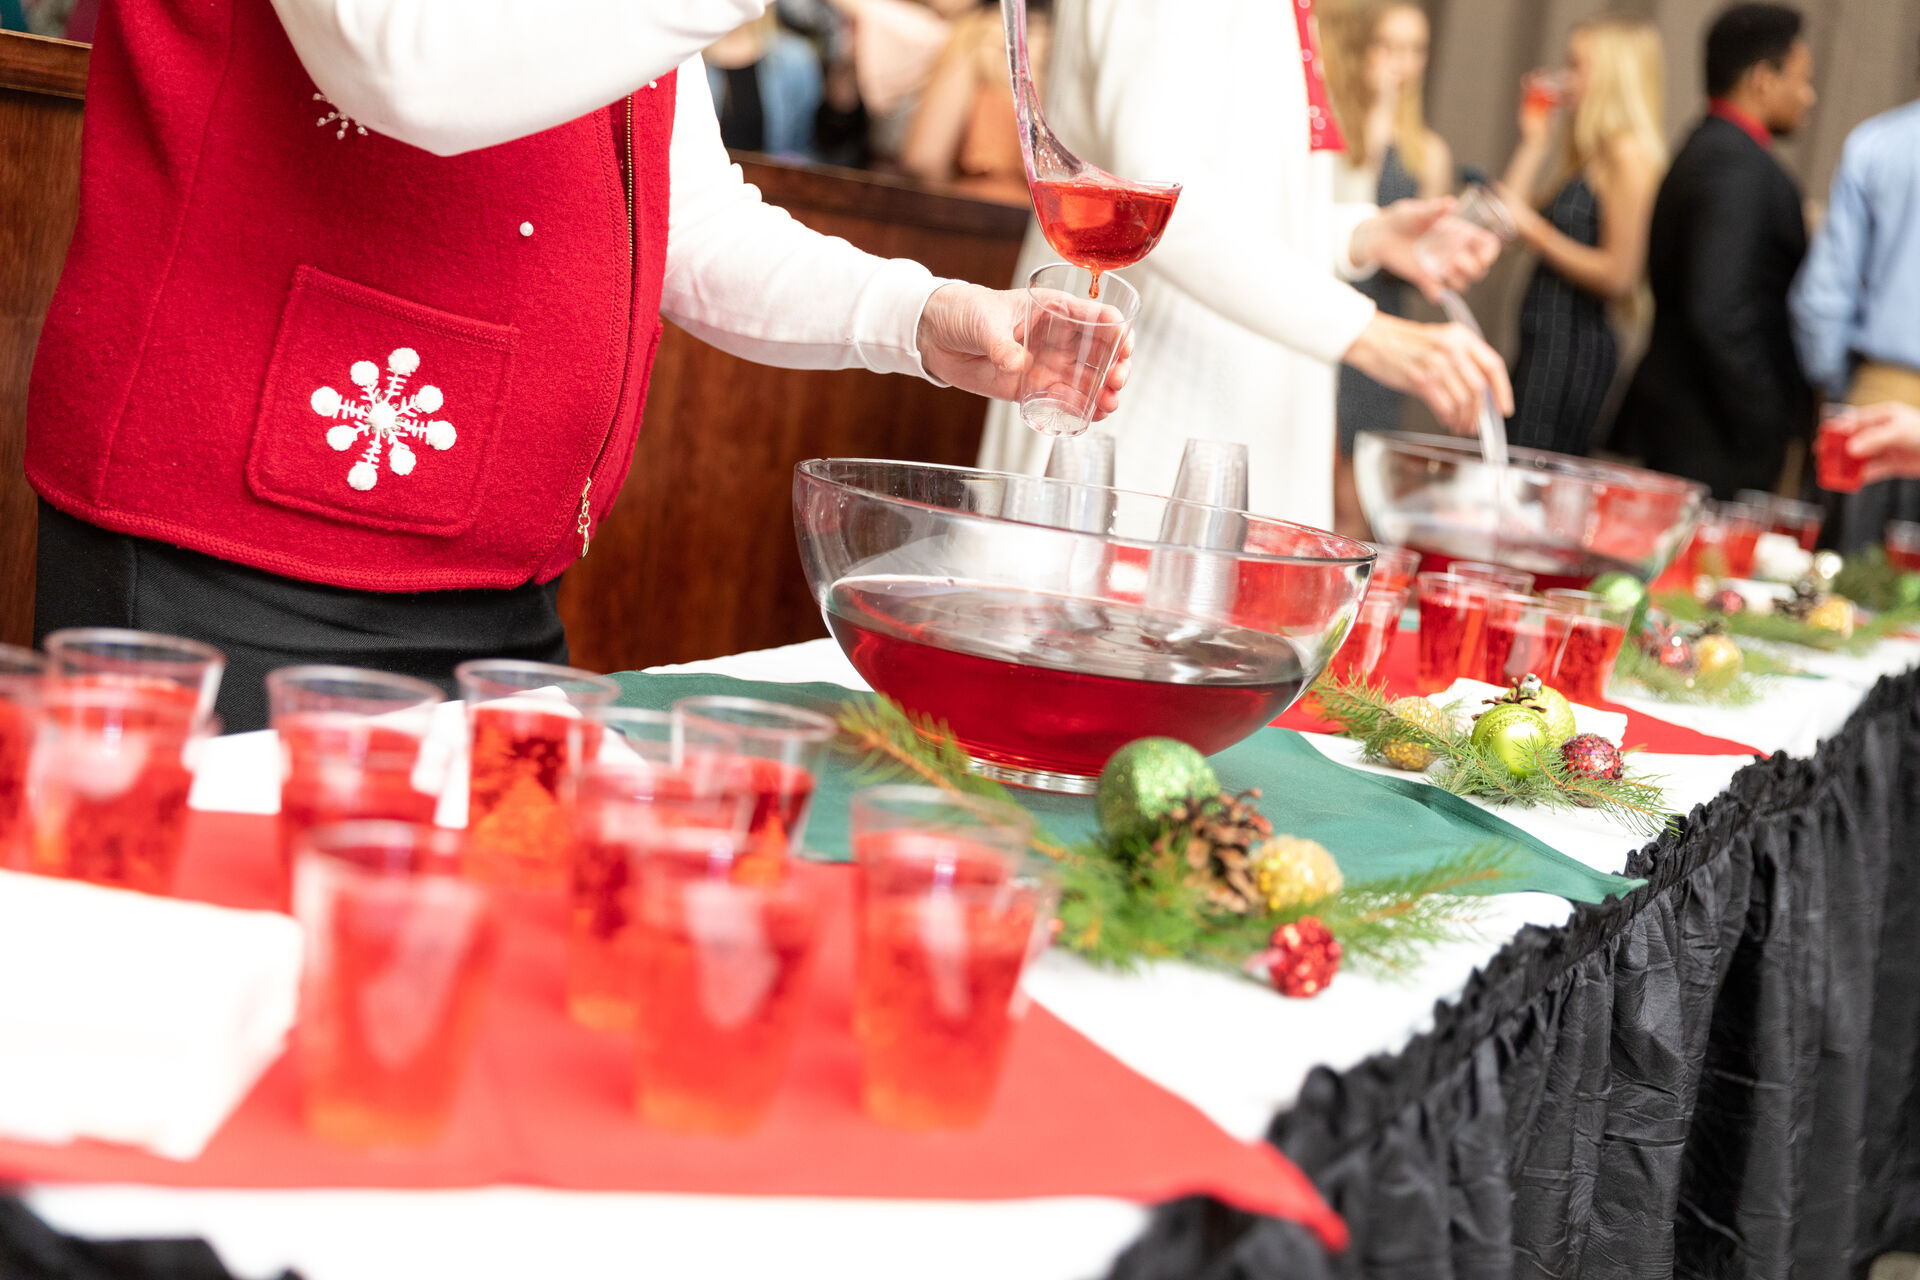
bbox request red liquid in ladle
[1030,178,1179,296]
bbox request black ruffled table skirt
[1116,667,1920,1279]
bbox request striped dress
[1507,176,1617,456]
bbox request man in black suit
[1614,4,1818,498]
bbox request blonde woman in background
[1497,15,1667,455]
[1323,1,1454,535]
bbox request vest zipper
[578,95,637,560]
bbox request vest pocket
[247,265,518,538]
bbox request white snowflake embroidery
[310,348,457,492]
[313,92,368,140]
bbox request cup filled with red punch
[849,786,1057,1131]
[27,629,225,896]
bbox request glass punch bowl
[792,459,1375,793]
[1353,431,1706,587]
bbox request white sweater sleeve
[660,60,948,378]
[1071,0,1377,367]
[267,0,769,156]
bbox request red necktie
[1293,0,1347,153]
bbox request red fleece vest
[27,1,676,591]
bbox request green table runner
[613,673,1642,905]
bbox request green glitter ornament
[1589,571,1649,633]
[1530,684,1578,743]
[1096,738,1219,842]
[1470,703,1552,778]
[1897,572,1920,609]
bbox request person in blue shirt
[1791,89,1920,547]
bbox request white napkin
[0,870,302,1161]
[1439,678,1630,744]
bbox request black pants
[33,501,569,733]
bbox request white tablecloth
[29,635,1920,1279]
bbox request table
[15,635,1920,1279]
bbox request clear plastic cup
[0,645,46,868]
[1885,519,1920,574]
[1816,404,1865,494]
[631,854,818,1133]
[849,786,1055,1131]
[1415,572,1492,694]
[1447,561,1536,596]
[293,822,496,1148]
[670,696,836,864]
[26,677,220,896]
[566,707,753,1031]
[1480,591,1567,688]
[1367,545,1423,600]
[455,659,620,889]
[42,628,225,724]
[1543,588,1633,705]
[266,666,445,905]
[1017,263,1140,438]
[1325,584,1411,685]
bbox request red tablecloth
[1278,631,1762,757]
[0,812,1346,1252]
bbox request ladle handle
[1437,288,1510,470]
[999,0,1073,184]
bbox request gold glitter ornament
[1381,696,1450,771]
[1805,596,1855,638]
[1692,633,1744,689]
[1254,835,1344,912]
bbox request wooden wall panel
[0,33,86,649]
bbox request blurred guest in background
[832,0,975,166]
[899,0,1046,201]
[1323,1,1454,533]
[1790,78,1920,547]
[705,13,824,159]
[977,0,1508,528]
[1614,3,1816,499]
[1496,16,1665,456]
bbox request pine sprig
[1308,676,1676,837]
[1055,836,1504,978]
[1311,676,1464,759]
[834,697,1073,862]
[1607,637,1782,705]
[1267,848,1505,973]
[1832,545,1920,613]
[837,693,1499,986]
[1655,591,1919,654]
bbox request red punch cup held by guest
[1817,404,1866,493]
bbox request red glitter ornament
[1264,917,1342,997]
[1707,588,1746,616]
[1560,732,1625,781]
[1653,633,1697,676]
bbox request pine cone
[1152,788,1274,915]
[1779,581,1821,622]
